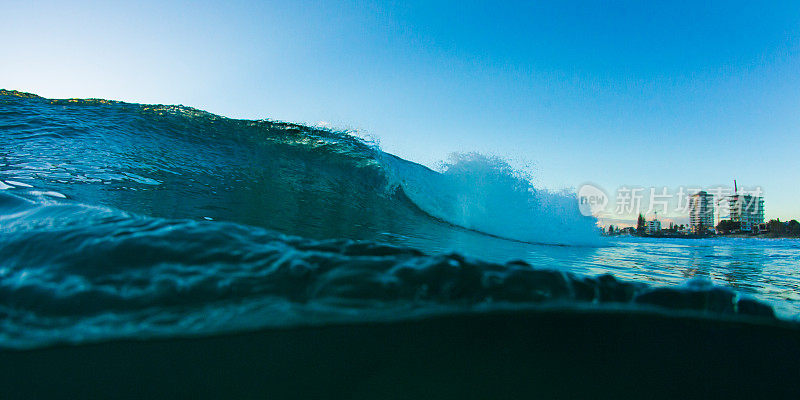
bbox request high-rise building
[646,218,661,234]
[688,191,715,234]
[728,194,764,232]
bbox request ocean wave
[0,89,597,246]
[0,90,785,350]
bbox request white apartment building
[728,194,764,232]
[689,191,715,233]
[646,218,661,234]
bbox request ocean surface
[1,89,799,352]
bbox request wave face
[0,90,781,349]
[0,90,598,247]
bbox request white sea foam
[384,152,600,246]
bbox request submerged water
[1,89,798,350]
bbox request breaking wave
[0,90,781,349]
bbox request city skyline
[596,183,771,228]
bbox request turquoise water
[389,232,800,319]
[1,90,797,351]
[560,237,800,318]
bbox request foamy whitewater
[1,90,799,351]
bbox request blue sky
[2,1,799,221]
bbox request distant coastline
[609,232,800,240]
[604,217,800,239]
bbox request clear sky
[3,1,799,221]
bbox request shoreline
[607,233,800,240]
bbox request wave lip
[385,153,600,246]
